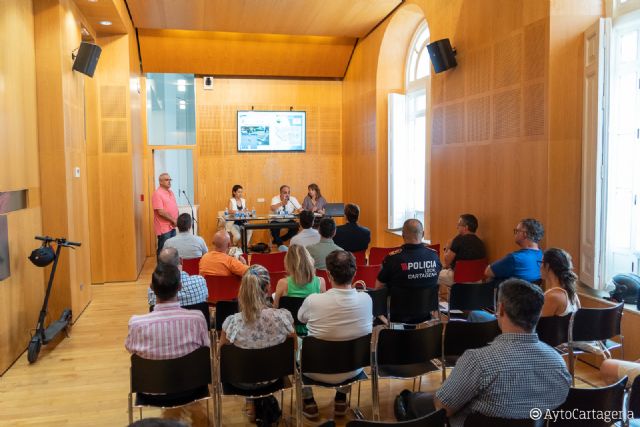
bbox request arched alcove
[375,4,431,244]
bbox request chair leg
[357,382,362,408]
[128,394,133,425]
[418,375,422,392]
[412,377,416,391]
[372,369,380,421]
[139,407,142,420]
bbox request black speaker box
[72,42,101,77]
[427,39,457,73]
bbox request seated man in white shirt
[270,184,302,246]
[290,210,321,248]
[298,250,373,419]
[163,213,208,259]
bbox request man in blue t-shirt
[485,218,544,282]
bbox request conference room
[2,0,640,425]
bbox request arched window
[388,21,430,229]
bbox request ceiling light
[99,20,112,26]
[88,0,98,3]
[177,79,186,92]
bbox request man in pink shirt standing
[152,173,179,256]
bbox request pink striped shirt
[125,301,210,360]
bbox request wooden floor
[0,257,606,426]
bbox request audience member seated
[270,184,302,246]
[438,213,486,300]
[147,248,208,307]
[274,244,326,334]
[375,219,441,302]
[219,264,295,421]
[290,210,321,248]
[469,247,580,322]
[298,250,373,419]
[126,263,210,359]
[307,218,343,270]
[333,203,371,253]
[302,183,327,214]
[433,279,571,427]
[228,184,253,246]
[199,230,249,277]
[485,218,544,282]
[163,213,208,259]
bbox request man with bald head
[148,247,208,307]
[199,229,249,277]
[152,173,179,256]
[375,219,441,297]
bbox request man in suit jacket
[333,203,371,253]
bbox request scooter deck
[43,317,69,343]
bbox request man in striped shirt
[126,263,210,360]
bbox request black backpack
[394,389,436,421]
[254,395,281,426]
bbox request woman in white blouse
[219,264,295,420]
[228,184,252,246]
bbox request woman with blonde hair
[219,264,295,421]
[220,264,294,349]
[274,244,326,310]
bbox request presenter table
[223,215,299,253]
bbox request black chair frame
[279,296,307,334]
[372,324,443,420]
[128,346,213,425]
[216,337,298,426]
[568,303,624,386]
[388,286,440,326]
[299,334,373,420]
[441,319,500,381]
[550,376,627,426]
[446,283,496,318]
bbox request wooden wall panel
[547,1,604,273]
[34,0,92,326]
[342,24,385,246]
[0,0,46,374]
[87,32,145,282]
[190,78,343,246]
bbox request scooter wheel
[27,337,42,364]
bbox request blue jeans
[157,229,176,256]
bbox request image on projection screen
[0,215,9,282]
[237,111,306,152]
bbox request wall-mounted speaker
[427,39,457,73]
[72,42,102,77]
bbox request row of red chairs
[182,243,443,276]
[203,264,384,304]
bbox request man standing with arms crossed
[152,173,179,256]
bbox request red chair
[204,275,241,304]
[368,247,400,266]
[315,269,330,290]
[249,252,286,271]
[240,253,248,264]
[353,265,381,289]
[268,271,287,293]
[181,257,201,276]
[351,250,367,266]
[427,243,441,258]
[453,259,488,283]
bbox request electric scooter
[27,235,81,363]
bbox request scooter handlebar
[34,236,81,247]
